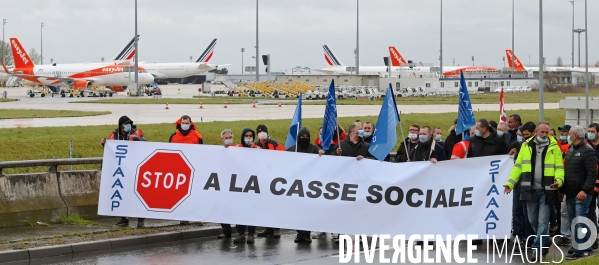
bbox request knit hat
[256,124,268,133]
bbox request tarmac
[0,85,558,129]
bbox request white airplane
[3,38,154,90]
[140,39,220,79]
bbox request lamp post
[503,56,505,68]
[101,57,104,63]
[50,58,53,65]
[2,19,6,65]
[440,0,443,76]
[471,56,474,66]
[241,48,245,74]
[355,0,359,75]
[255,0,259,81]
[584,0,589,126]
[528,55,530,66]
[570,0,574,68]
[511,0,515,72]
[134,0,139,94]
[41,22,44,65]
[190,56,192,63]
[538,0,544,121]
[574,29,585,67]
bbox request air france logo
[11,40,29,65]
[102,67,123,73]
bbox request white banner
[99,141,513,238]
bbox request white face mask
[180,124,191,131]
[244,138,253,144]
[224,139,233,145]
[258,132,268,140]
[408,133,418,140]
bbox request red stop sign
[134,150,195,212]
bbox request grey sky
[2,0,596,74]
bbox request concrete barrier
[0,171,101,228]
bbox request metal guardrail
[0,157,102,176]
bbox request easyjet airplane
[4,38,154,90]
[140,38,220,79]
[505,49,599,73]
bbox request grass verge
[0,98,17,103]
[564,255,599,264]
[54,214,96,226]
[0,109,563,174]
[72,98,255,104]
[0,109,111,119]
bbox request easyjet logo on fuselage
[102,67,123,73]
[11,40,29,66]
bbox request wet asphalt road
[18,230,569,265]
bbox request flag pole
[295,122,299,152]
[398,120,410,161]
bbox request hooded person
[169,115,203,144]
[238,128,256,148]
[100,115,146,228]
[101,115,145,146]
[285,127,325,243]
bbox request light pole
[539,0,544,121]
[40,22,44,64]
[355,0,359,75]
[190,56,192,63]
[134,0,139,94]
[101,58,104,63]
[440,0,443,76]
[2,19,6,65]
[255,0,259,81]
[584,0,589,126]
[241,48,245,74]
[50,58,53,65]
[471,56,474,66]
[574,29,585,67]
[511,0,515,72]
[528,55,530,66]
[503,56,505,68]
[570,0,574,68]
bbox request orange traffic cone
[278,101,282,107]
[252,101,256,108]
[199,101,203,109]
[165,102,169,109]
[224,100,228,109]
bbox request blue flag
[369,84,400,161]
[285,93,302,149]
[320,80,337,151]
[456,70,476,135]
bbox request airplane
[316,45,430,75]
[506,49,599,73]
[140,38,221,79]
[3,38,154,92]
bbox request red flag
[499,87,507,122]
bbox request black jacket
[562,141,598,197]
[287,127,321,154]
[507,129,519,146]
[409,139,447,162]
[467,127,509,158]
[332,138,372,158]
[444,129,462,158]
[395,138,419,163]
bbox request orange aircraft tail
[505,49,525,72]
[9,38,35,69]
[388,46,408,67]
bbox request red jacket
[169,119,203,144]
[256,139,285,151]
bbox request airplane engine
[72,81,92,89]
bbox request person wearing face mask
[215,129,236,241]
[557,125,572,156]
[509,123,536,160]
[395,124,421,163]
[504,122,563,257]
[169,115,204,226]
[409,126,447,163]
[232,128,257,244]
[583,123,599,249]
[101,116,147,228]
[285,127,325,243]
[255,124,284,239]
[562,125,598,260]
[433,127,445,147]
[450,127,474,160]
[467,118,509,158]
[507,114,523,146]
[255,124,285,151]
[332,124,373,160]
[444,119,462,159]
[362,122,375,143]
[169,115,203,145]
